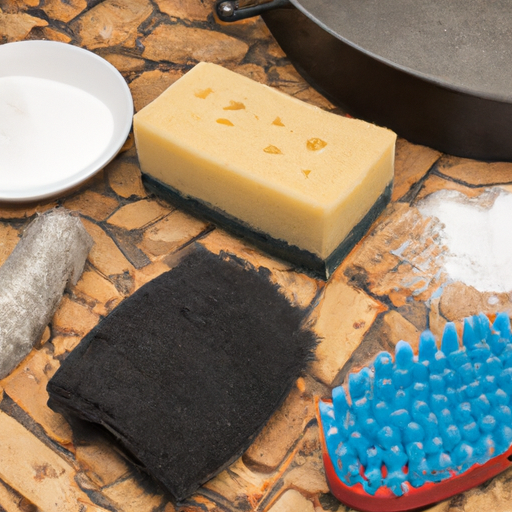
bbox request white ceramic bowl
[0,40,134,202]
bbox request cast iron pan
[216,0,512,162]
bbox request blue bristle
[495,404,512,424]
[423,434,443,455]
[318,313,512,497]
[374,377,394,401]
[332,386,349,419]
[419,330,437,362]
[494,312,512,339]
[411,382,429,401]
[454,402,472,423]
[374,352,394,379]
[429,374,445,394]
[350,431,371,466]
[383,446,408,495]
[470,394,491,420]
[364,446,384,494]
[477,313,492,340]
[488,332,507,357]
[395,341,414,368]
[441,322,459,355]
[393,368,413,389]
[361,417,380,441]
[377,425,401,450]
[407,442,428,488]
[374,400,392,426]
[349,367,372,400]
[462,318,478,349]
[430,351,447,374]
[389,409,411,429]
[394,388,412,411]
[403,421,425,444]
[411,361,429,382]
[457,362,475,384]
[447,349,470,369]
[353,396,372,422]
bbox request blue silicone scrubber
[318,313,512,510]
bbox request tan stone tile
[101,476,165,512]
[129,69,183,112]
[293,86,337,111]
[0,11,47,41]
[0,410,108,512]
[106,159,146,199]
[244,376,328,473]
[203,458,267,507]
[1,348,73,448]
[73,268,123,316]
[64,190,119,222]
[36,325,51,349]
[437,155,512,187]
[392,138,441,201]
[41,26,72,42]
[429,297,447,341]
[415,174,483,202]
[226,63,267,84]
[81,218,135,277]
[344,203,448,306]
[71,0,152,50]
[103,52,146,73]
[310,273,384,386]
[268,489,315,512]
[52,296,100,337]
[270,268,322,310]
[41,0,86,23]
[132,260,171,291]
[139,209,206,257]
[281,425,329,495]
[107,199,171,230]
[0,0,38,11]
[199,228,290,273]
[380,310,421,353]
[439,281,512,322]
[0,225,20,267]
[0,478,31,512]
[155,0,211,21]
[0,203,57,221]
[52,335,82,358]
[75,441,130,488]
[142,24,249,64]
[267,64,309,96]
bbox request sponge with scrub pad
[133,62,396,279]
[318,313,512,512]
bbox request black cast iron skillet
[216,0,512,162]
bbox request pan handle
[215,0,291,22]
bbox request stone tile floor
[1,1,512,511]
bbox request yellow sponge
[133,62,396,278]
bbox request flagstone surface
[1,1,512,511]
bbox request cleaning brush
[317,312,512,512]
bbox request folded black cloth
[47,247,317,501]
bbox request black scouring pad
[47,247,317,501]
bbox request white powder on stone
[0,75,114,193]
[418,188,512,293]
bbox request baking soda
[418,188,512,293]
[0,75,114,192]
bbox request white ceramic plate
[0,40,133,202]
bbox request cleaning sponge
[133,62,396,279]
[47,248,317,501]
